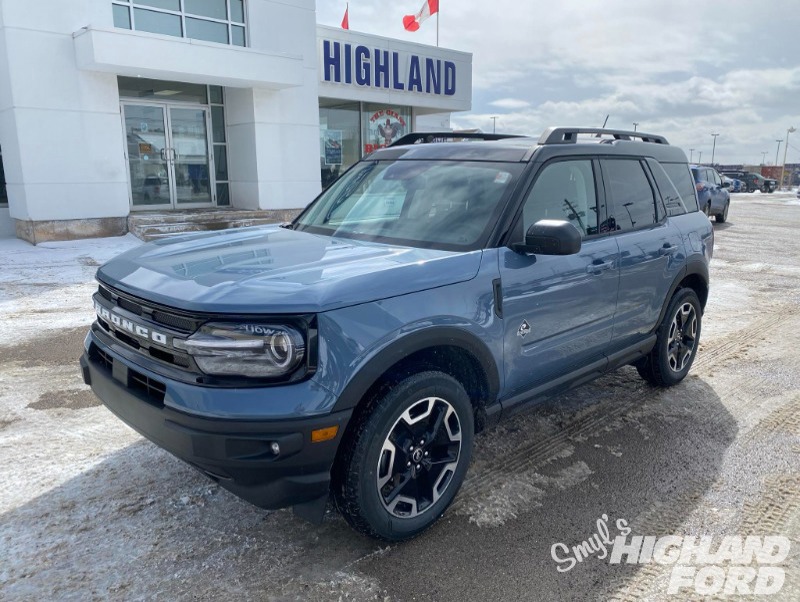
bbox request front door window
[123,103,214,209]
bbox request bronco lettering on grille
[94,300,168,345]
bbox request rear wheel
[636,288,702,387]
[334,371,474,541]
[715,201,729,223]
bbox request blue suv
[81,128,714,541]
[691,165,731,222]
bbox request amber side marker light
[311,425,339,443]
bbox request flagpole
[436,10,439,47]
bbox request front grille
[95,284,201,371]
[129,370,167,404]
[89,343,166,406]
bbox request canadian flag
[403,0,439,32]
[341,5,349,30]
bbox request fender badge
[517,320,531,338]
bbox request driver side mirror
[721,180,730,188]
[513,219,582,255]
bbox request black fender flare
[654,259,709,330]
[331,326,501,413]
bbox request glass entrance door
[122,103,214,209]
[169,107,212,206]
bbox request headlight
[174,323,305,378]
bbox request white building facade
[0,1,471,243]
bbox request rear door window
[601,159,658,232]
[662,162,699,212]
[648,160,687,216]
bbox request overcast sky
[317,0,800,166]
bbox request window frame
[111,0,248,47]
[507,156,607,244]
[598,157,664,235]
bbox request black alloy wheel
[334,371,474,541]
[635,288,702,387]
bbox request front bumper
[80,337,351,511]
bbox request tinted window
[648,160,686,217]
[522,160,598,237]
[662,162,699,212]
[602,159,657,231]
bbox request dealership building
[0,1,471,243]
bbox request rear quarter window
[662,162,700,213]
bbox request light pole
[490,116,498,134]
[761,151,768,165]
[775,140,783,167]
[710,133,719,166]
[689,148,695,163]
[698,151,702,164]
[632,122,639,132]
[780,127,796,190]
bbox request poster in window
[324,130,343,166]
[365,108,407,154]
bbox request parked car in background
[692,165,731,222]
[721,170,776,193]
[721,175,743,193]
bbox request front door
[122,103,214,209]
[499,158,619,402]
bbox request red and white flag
[403,0,439,32]
[341,4,349,30]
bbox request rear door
[498,158,619,400]
[600,158,684,351]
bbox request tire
[636,288,702,387]
[334,371,474,541]
[715,201,729,223]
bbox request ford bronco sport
[81,127,713,541]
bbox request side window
[648,160,687,217]
[601,159,658,232]
[662,162,699,212]
[712,170,721,186]
[521,160,598,237]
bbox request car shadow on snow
[357,368,737,601]
[1,369,735,601]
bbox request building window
[112,1,247,47]
[0,146,7,206]
[362,103,411,154]
[209,86,231,206]
[319,100,361,189]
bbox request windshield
[294,160,523,250]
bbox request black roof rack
[390,132,526,147]
[539,127,669,145]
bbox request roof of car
[370,128,688,164]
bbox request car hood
[96,226,483,314]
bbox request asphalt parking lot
[2,191,799,601]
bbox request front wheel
[636,288,702,387]
[334,371,474,541]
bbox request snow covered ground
[0,234,142,344]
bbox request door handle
[160,148,167,161]
[586,260,614,274]
[659,244,678,256]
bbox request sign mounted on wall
[320,39,456,96]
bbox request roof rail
[539,127,669,145]
[390,132,525,147]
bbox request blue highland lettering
[321,40,457,96]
